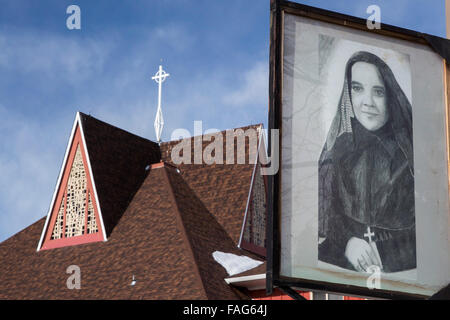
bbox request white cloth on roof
[212,251,263,277]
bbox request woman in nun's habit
[318,51,416,273]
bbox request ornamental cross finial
[152,65,170,144]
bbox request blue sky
[0,0,446,242]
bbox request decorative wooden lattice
[65,146,87,237]
[50,144,98,240]
[243,164,267,249]
[87,193,98,234]
[51,198,65,240]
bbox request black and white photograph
[279,11,450,297]
[317,42,416,274]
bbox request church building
[0,111,273,299]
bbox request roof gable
[239,162,268,257]
[38,114,107,251]
[38,112,162,251]
[79,113,161,237]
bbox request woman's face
[350,62,388,131]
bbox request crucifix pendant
[364,226,375,243]
[363,226,383,270]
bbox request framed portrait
[267,1,450,299]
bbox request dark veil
[318,51,414,238]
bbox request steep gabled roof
[0,164,262,299]
[0,113,266,299]
[37,113,161,251]
[79,113,161,237]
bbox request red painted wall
[249,289,311,300]
[249,289,365,300]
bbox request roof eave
[225,273,266,291]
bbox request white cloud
[222,60,268,108]
[154,24,195,53]
[0,31,114,85]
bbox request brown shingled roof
[79,113,161,236]
[0,164,263,299]
[160,125,262,246]
[0,113,265,299]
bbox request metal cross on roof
[152,65,170,144]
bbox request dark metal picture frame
[267,0,450,300]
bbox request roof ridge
[160,166,209,299]
[78,112,159,146]
[160,123,263,146]
[79,112,263,148]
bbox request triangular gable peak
[239,125,267,257]
[240,163,267,257]
[37,113,106,251]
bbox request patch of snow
[212,251,263,277]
